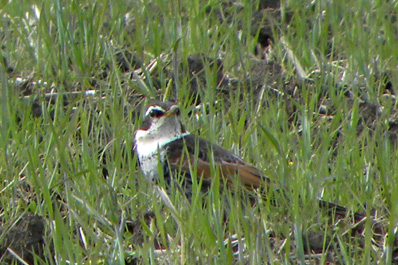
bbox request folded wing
[164,134,269,190]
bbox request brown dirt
[0,214,48,264]
[4,0,398,263]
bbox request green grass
[1,0,398,264]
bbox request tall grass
[1,0,398,263]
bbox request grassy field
[1,0,398,264]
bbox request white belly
[138,152,163,183]
[135,134,170,183]
[135,129,190,183]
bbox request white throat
[135,130,189,157]
[135,115,188,158]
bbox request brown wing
[164,134,269,190]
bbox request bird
[134,101,270,196]
[134,101,364,220]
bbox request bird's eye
[149,109,165,118]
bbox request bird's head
[135,102,186,143]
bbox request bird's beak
[167,105,180,116]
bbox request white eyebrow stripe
[145,106,165,116]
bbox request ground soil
[2,0,398,263]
